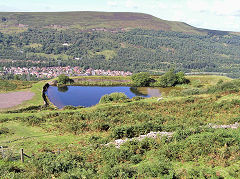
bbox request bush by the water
[156,70,189,87]
[131,72,152,87]
[57,74,73,85]
[99,92,129,104]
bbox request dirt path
[0,91,35,109]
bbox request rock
[157,97,163,101]
[105,131,174,148]
[208,122,239,129]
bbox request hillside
[0,76,240,178]
[1,11,240,78]
[0,11,203,34]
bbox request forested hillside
[0,12,240,77]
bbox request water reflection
[136,87,161,97]
[47,86,168,108]
[129,87,148,96]
[58,86,69,93]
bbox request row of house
[1,66,132,79]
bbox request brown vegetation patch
[0,91,34,109]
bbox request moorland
[0,74,240,178]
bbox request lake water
[46,86,164,108]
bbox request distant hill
[0,11,231,35]
[1,11,240,78]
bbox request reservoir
[46,86,164,108]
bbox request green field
[0,80,35,92]
[0,75,239,178]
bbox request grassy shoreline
[0,75,232,112]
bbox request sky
[1,0,240,32]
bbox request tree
[157,70,188,87]
[57,74,70,85]
[176,72,189,84]
[157,69,177,87]
[131,72,152,87]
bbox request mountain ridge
[0,11,236,35]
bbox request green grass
[71,75,132,86]
[185,75,232,88]
[96,50,116,60]
[0,121,87,153]
[0,80,35,92]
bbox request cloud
[186,0,210,12]
[212,0,240,16]
[0,4,20,11]
[155,2,167,9]
[186,0,240,16]
[107,1,118,7]
[125,0,139,9]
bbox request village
[0,66,132,79]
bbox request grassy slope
[0,11,208,34]
[0,75,239,178]
[0,80,35,92]
[185,75,232,87]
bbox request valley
[0,11,240,178]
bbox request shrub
[0,127,10,135]
[168,89,182,96]
[22,116,46,126]
[176,71,189,84]
[181,88,201,96]
[130,154,142,164]
[0,162,24,177]
[207,79,240,94]
[62,105,77,110]
[132,96,145,101]
[157,69,177,87]
[101,164,137,178]
[99,92,128,104]
[156,69,188,87]
[32,152,84,175]
[111,122,162,139]
[131,72,152,87]
[137,160,173,178]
